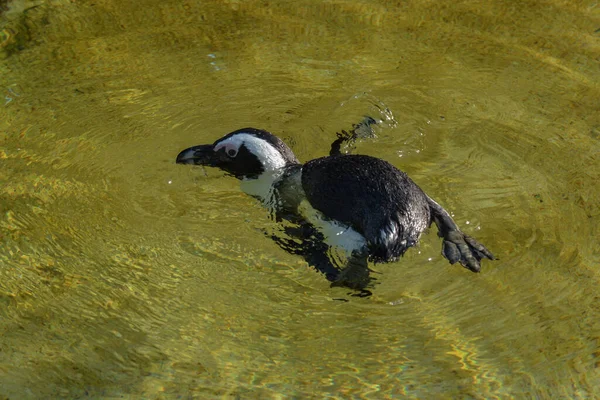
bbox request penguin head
[176,128,299,179]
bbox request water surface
[1,0,599,398]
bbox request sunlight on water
[1,0,599,398]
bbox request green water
[1,0,599,398]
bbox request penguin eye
[227,148,238,157]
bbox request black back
[301,154,431,261]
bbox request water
[1,0,599,398]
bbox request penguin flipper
[329,130,355,156]
[330,251,372,291]
[268,215,341,282]
[329,116,377,156]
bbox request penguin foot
[441,230,495,272]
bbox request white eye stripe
[214,133,286,171]
[214,141,240,156]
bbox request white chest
[297,199,367,256]
[239,170,282,202]
[241,169,367,256]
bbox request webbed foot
[441,230,495,272]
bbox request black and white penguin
[176,121,494,291]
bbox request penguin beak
[176,144,217,165]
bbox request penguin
[176,119,495,291]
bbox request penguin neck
[239,163,301,204]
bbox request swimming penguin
[176,120,494,291]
